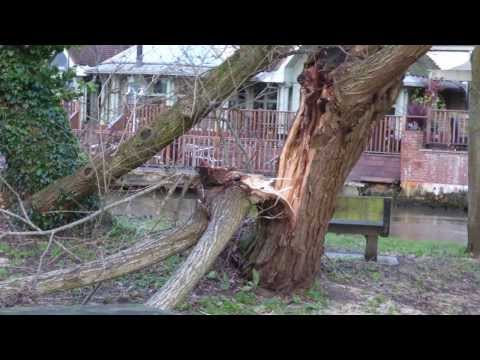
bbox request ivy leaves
[0,45,92,229]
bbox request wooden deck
[68,104,407,176]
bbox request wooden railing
[124,103,169,132]
[121,105,296,139]
[71,105,408,175]
[425,110,468,149]
[365,115,402,154]
[63,100,81,130]
[63,101,80,117]
[72,108,294,175]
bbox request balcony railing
[75,103,468,175]
[365,115,402,155]
[72,107,296,175]
[425,110,468,150]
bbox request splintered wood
[197,166,295,224]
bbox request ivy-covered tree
[0,45,86,227]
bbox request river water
[390,206,467,244]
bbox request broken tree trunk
[26,46,280,215]
[0,168,286,307]
[146,185,251,310]
[0,206,208,303]
[245,45,431,292]
[468,46,480,258]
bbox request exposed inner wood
[246,45,431,292]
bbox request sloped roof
[407,54,439,77]
[427,50,472,71]
[68,45,132,67]
[86,45,237,76]
[452,61,471,71]
[87,63,214,77]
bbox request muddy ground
[2,246,479,315]
[1,210,479,315]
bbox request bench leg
[364,235,378,262]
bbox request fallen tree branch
[81,282,102,305]
[146,185,252,310]
[0,168,292,306]
[0,205,209,302]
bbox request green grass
[188,279,329,315]
[190,292,328,315]
[325,233,468,258]
[0,242,45,261]
[0,268,9,281]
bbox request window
[288,86,293,111]
[253,83,278,110]
[153,78,168,95]
[127,83,141,95]
[228,88,248,109]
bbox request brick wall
[400,130,468,195]
[347,153,401,183]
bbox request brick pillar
[400,130,424,196]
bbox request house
[51,45,132,128]
[348,46,474,195]
[52,45,132,75]
[84,45,239,124]
[430,46,474,83]
[63,45,474,196]
[82,45,467,121]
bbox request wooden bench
[327,196,392,261]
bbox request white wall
[277,86,290,112]
[277,53,307,112]
[394,88,409,116]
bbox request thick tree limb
[0,168,290,305]
[146,185,251,310]
[0,206,209,302]
[27,46,279,214]
[334,45,431,109]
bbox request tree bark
[468,47,480,257]
[0,206,208,303]
[0,168,285,306]
[146,185,251,310]
[246,45,431,292]
[26,46,280,214]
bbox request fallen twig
[82,282,103,305]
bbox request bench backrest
[329,196,392,237]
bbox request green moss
[333,196,384,223]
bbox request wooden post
[364,234,378,261]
